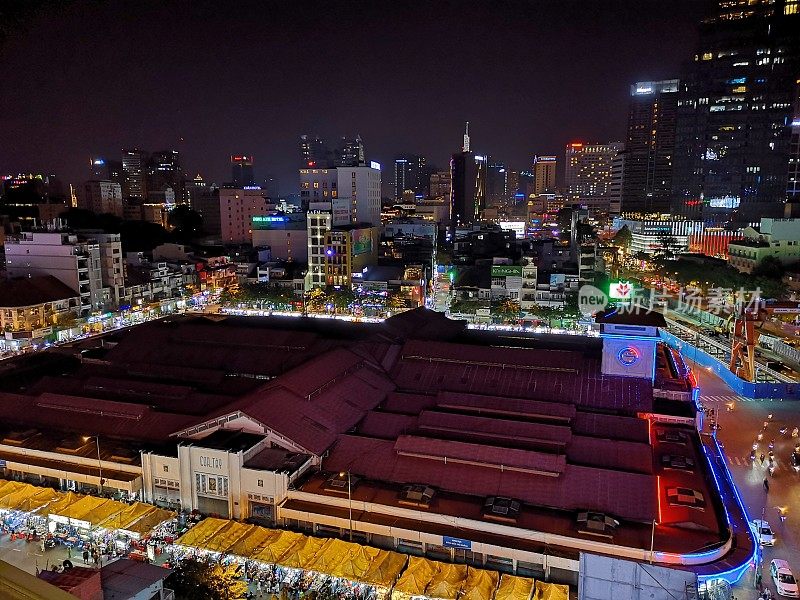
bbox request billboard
[491,265,522,277]
[608,280,635,300]
[352,228,374,256]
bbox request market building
[0,310,755,592]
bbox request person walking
[83,549,89,564]
[764,478,770,492]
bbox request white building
[219,187,271,244]
[613,216,705,256]
[82,180,124,217]
[337,164,382,227]
[307,211,334,288]
[728,218,800,273]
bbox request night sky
[0,0,709,195]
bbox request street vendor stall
[495,574,534,600]
[425,561,468,600]
[532,581,568,600]
[461,567,500,600]
[173,516,231,549]
[391,556,441,600]
[0,482,60,539]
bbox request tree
[167,558,247,600]
[493,298,521,323]
[613,225,632,251]
[328,287,356,313]
[751,256,786,280]
[168,204,204,240]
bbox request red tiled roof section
[0,275,78,307]
[436,391,575,422]
[359,412,418,439]
[572,412,650,443]
[567,436,653,474]
[416,410,572,446]
[394,435,567,475]
[278,348,365,398]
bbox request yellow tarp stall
[226,526,279,559]
[97,502,156,531]
[0,481,30,503]
[391,556,440,600]
[0,485,59,513]
[175,517,231,549]
[56,496,126,527]
[204,520,254,555]
[425,561,468,600]
[277,535,330,570]
[40,492,83,517]
[533,581,569,600]
[495,575,535,600]
[124,507,175,537]
[307,538,362,577]
[328,543,386,585]
[361,549,407,589]
[461,567,499,600]
[251,529,305,565]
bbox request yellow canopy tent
[251,529,305,565]
[360,549,407,590]
[39,492,84,518]
[425,561,468,600]
[391,556,440,600]
[203,520,254,555]
[97,502,156,532]
[306,538,356,576]
[461,567,499,600]
[533,581,569,600]
[0,481,30,502]
[56,496,126,527]
[0,485,59,513]
[175,517,231,549]
[277,535,330,570]
[123,506,175,537]
[226,526,279,559]
[495,575,535,600]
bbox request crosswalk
[701,394,752,403]
[727,455,799,473]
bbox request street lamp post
[340,471,353,542]
[83,436,103,496]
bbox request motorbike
[780,426,788,435]
[793,427,799,438]
[769,440,775,450]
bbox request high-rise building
[300,168,346,222]
[429,170,452,200]
[506,170,521,203]
[230,155,255,187]
[218,187,271,244]
[337,164,382,227]
[300,135,331,168]
[672,0,800,224]
[335,135,366,167]
[609,152,626,216]
[82,180,124,217]
[148,150,182,197]
[532,156,557,194]
[450,124,486,237]
[90,158,123,185]
[620,80,679,215]
[485,162,507,208]
[121,149,148,202]
[787,80,800,204]
[394,155,427,199]
[564,142,623,212]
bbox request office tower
[609,152,626,216]
[121,148,148,201]
[82,180,124,217]
[532,156,557,194]
[335,135,366,167]
[620,80,679,215]
[394,154,427,199]
[300,134,332,168]
[450,124,486,236]
[90,158,123,185]
[230,155,255,187]
[184,174,208,208]
[300,167,345,221]
[485,162,507,208]
[788,81,800,204]
[148,150,182,194]
[672,0,800,224]
[429,170,452,199]
[506,170,521,203]
[564,142,623,212]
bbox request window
[163,465,169,473]
[257,479,263,487]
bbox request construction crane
[729,300,800,381]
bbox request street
[693,364,800,599]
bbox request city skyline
[0,0,707,194]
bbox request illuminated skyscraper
[230,155,255,187]
[564,142,623,212]
[532,155,557,194]
[121,148,148,201]
[672,0,800,224]
[620,80,679,215]
[450,124,486,237]
[394,154,427,199]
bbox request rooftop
[0,276,78,307]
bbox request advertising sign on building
[491,265,522,278]
[608,280,635,301]
[352,229,373,255]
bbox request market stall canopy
[39,491,83,517]
[124,506,176,537]
[533,581,568,600]
[203,520,254,555]
[392,557,441,600]
[461,567,500,600]
[495,575,534,600]
[175,517,231,548]
[277,534,329,569]
[360,548,408,590]
[328,543,407,589]
[98,502,157,531]
[426,561,468,600]
[251,529,305,565]
[307,538,352,576]
[53,495,127,527]
[0,484,59,513]
[0,480,30,502]
[226,526,279,558]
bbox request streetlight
[83,436,104,497]
[339,471,353,542]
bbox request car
[771,559,799,597]
[752,519,775,546]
